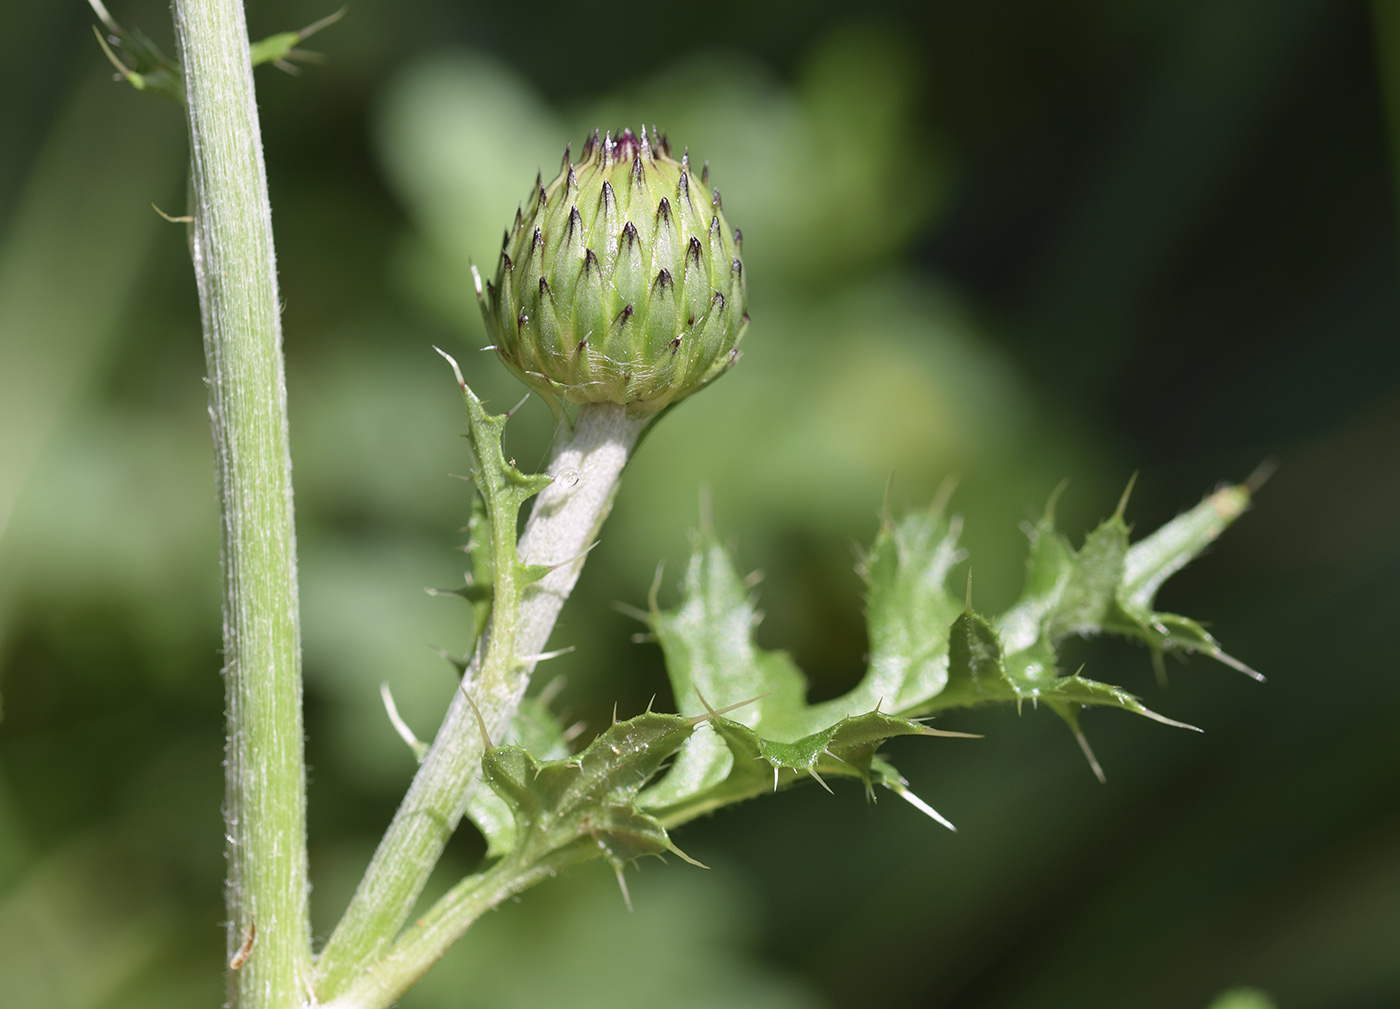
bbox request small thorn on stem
[229,918,257,970]
[807,767,834,794]
[458,682,494,749]
[381,683,428,761]
[151,202,193,224]
[518,645,575,665]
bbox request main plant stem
[173,1,312,1005]
[315,402,645,1000]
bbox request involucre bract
[476,127,748,417]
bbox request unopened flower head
[476,127,748,417]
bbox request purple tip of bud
[701,161,710,186]
[616,128,641,160]
[561,142,571,167]
[575,338,588,353]
[502,252,514,272]
[502,228,510,249]
[618,304,635,325]
[532,227,543,250]
[603,130,614,166]
[732,258,742,277]
[678,171,689,199]
[602,180,616,212]
[640,127,652,160]
[582,130,598,159]
[682,148,690,172]
[539,184,548,207]
[584,248,600,274]
[632,154,644,183]
[656,197,672,223]
[566,165,577,192]
[734,228,743,247]
[514,206,524,231]
[687,313,695,327]
[687,236,702,266]
[485,279,496,299]
[539,276,551,296]
[517,309,529,328]
[712,290,726,309]
[655,267,673,289]
[622,221,639,246]
[712,188,721,210]
[669,335,682,351]
[566,206,581,241]
[710,216,721,237]
[741,312,750,325]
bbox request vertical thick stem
[173,1,311,1005]
[315,402,644,1000]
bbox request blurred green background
[2,0,1397,1006]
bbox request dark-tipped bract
[477,127,748,417]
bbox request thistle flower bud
[476,127,748,417]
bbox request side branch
[314,401,644,1000]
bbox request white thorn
[519,645,575,664]
[380,683,427,761]
[612,863,633,912]
[433,345,467,389]
[1212,648,1266,682]
[885,779,957,832]
[1075,730,1108,784]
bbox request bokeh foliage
[1,0,1397,1007]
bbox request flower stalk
[313,397,644,1000]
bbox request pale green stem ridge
[172,1,311,1005]
[314,402,645,1000]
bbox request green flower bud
[475,127,748,418]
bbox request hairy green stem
[315,402,645,1000]
[319,848,586,1009]
[172,0,311,1004]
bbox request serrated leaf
[465,694,578,858]
[638,523,960,828]
[638,480,1254,802]
[480,712,696,873]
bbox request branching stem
[314,402,645,1001]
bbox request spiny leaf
[465,693,582,858]
[479,712,697,874]
[637,479,1255,805]
[637,521,965,827]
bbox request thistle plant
[89,4,1262,1008]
